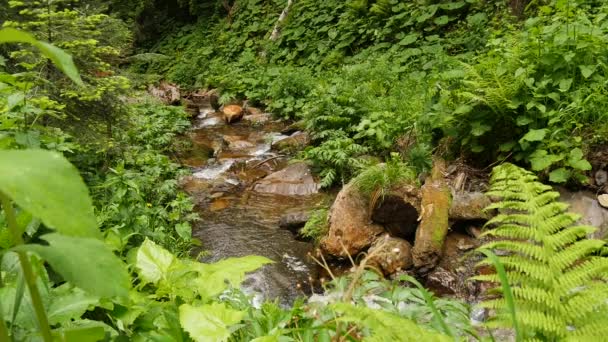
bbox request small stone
[596,170,608,187]
[243,113,271,124]
[367,235,413,276]
[457,238,476,251]
[425,267,459,296]
[598,194,608,208]
[246,106,263,116]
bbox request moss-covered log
[412,158,450,273]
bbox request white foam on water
[282,253,309,272]
[192,160,235,180]
[196,116,223,128]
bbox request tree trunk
[270,0,294,41]
[412,158,450,274]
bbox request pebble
[598,194,608,209]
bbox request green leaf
[175,222,192,240]
[549,168,570,183]
[48,284,100,325]
[179,303,244,342]
[193,256,273,299]
[0,28,83,85]
[520,129,547,143]
[579,65,595,79]
[15,233,130,299]
[434,15,449,25]
[558,78,573,92]
[135,238,176,285]
[568,148,592,171]
[471,121,491,137]
[528,150,561,171]
[398,33,418,46]
[0,149,100,239]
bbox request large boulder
[223,105,244,124]
[271,131,310,153]
[253,162,320,196]
[449,191,494,221]
[558,188,608,239]
[367,234,413,276]
[321,182,385,258]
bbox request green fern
[474,163,608,341]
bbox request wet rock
[223,105,244,124]
[596,170,608,187]
[425,267,459,296]
[449,191,494,221]
[222,135,245,145]
[253,162,320,196]
[243,113,272,124]
[371,186,420,239]
[271,131,310,153]
[149,82,180,105]
[367,235,413,276]
[279,211,311,235]
[559,188,608,239]
[189,89,219,109]
[210,198,230,212]
[599,194,608,209]
[245,106,264,116]
[321,181,385,258]
[228,140,255,150]
[281,121,306,135]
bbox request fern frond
[475,163,608,340]
[479,240,544,261]
[545,225,596,252]
[551,239,605,272]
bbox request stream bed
[178,106,331,304]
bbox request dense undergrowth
[1,0,608,341]
[137,0,608,187]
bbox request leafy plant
[300,208,329,243]
[474,163,608,340]
[300,132,369,188]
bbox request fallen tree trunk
[412,158,450,274]
[270,0,295,41]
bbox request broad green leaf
[179,303,244,342]
[528,150,561,171]
[434,15,449,25]
[549,168,570,183]
[398,33,418,46]
[579,65,595,79]
[0,28,83,85]
[175,222,192,240]
[558,78,573,92]
[15,233,130,299]
[470,121,491,137]
[53,326,106,342]
[48,284,100,325]
[568,148,592,171]
[0,149,100,239]
[520,129,547,143]
[135,238,176,285]
[192,256,272,299]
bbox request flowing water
[178,107,331,305]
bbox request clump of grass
[301,209,329,243]
[353,154,418,199]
